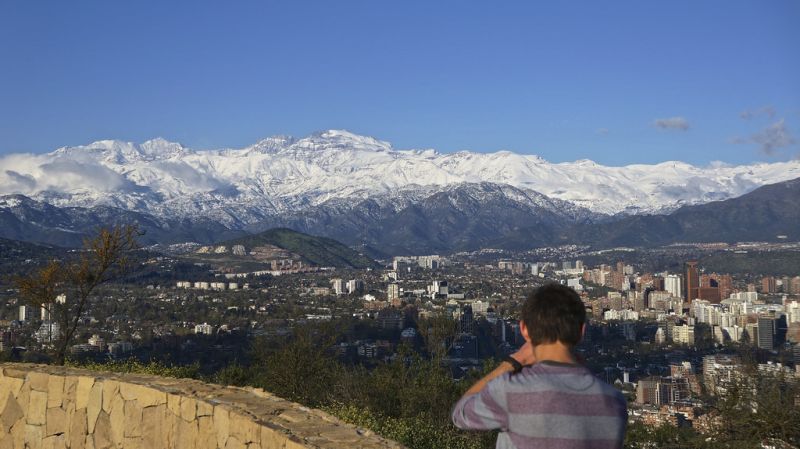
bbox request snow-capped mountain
[1,129,799,223]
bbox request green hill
[222,228,379,269]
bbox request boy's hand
[511,342,536,365]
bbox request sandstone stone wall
[0,363,404,449]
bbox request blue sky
[0,1,798,165]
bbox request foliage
[69,358,201,379]
[624,422,710,449]
[709,366,800,447]
[416,313,459,361]
[224,227,379,269]
[13,224,140,365]
[325,403,494,449]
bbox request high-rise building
[331,278,345,295]
[429,280,448,296]
[346,279,364,294]
[40,305,52,321]
[757,316,775,350]
[716,274,733,300]
[18,305,31,322]
[787,301,800,324]
[761,276,777,294]
[459,305,474,334]
[387,283,400,302]
[684,261,699,303]
[703,355,740,395]
[665,275,682,298]
[673,325,695,345]
[789,276,800,294]
[697,286,721,303]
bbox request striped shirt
[452,360,627,449]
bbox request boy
[452,283,627,448]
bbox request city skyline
[1,1,799,165]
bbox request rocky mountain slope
[2,130,798,222]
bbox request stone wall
[0,363,404,449]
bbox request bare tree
[14,225,140,365]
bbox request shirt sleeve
[451,374,509,431]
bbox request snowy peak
[306,129,393,151]
[138,138,189,160]
[1,130,799,223]
[53,138,189,164]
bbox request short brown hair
[521,283,585,346]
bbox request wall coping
[0,362,405,449]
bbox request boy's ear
[580,323,586,339]
[520,320,530,342]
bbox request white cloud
[740,105,776,120]
[731,119,796,156]
[653,117,690,131]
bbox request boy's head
[521,283,586,347]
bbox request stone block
[123,400,142,438]
[123,436,144,449]
[1,394,24,433]
[24,423,44,449]
[283,439,308,449]
[45,407,66,436]
[277,409,309,424]
[75,377,95,410]
[28,390,48,426]
[225,435,246,449]
[179,397,197,422]
[9,419,25,449]
[260,426,288,449]
[230,412,260,445]
[62,377,78,411]
[213,406,230,448]
[118,382,137,401]
[176,417,198,449]
[47,375,65,408]
[167,393,182,417]
[142,404,167,449]
[28,371,50,392]
[101,379,119,413]
[197,400,214,417]
[2,367,28,379]
[109,393,125,446]
[41,433,67,449]
[16,382,31,422]
[92,411,112,449]
[86,381,103,433]
[0,428,12,449]
[0,376,24,398]
[167,413,179,448]
[69,407,88,449]
[136,385,167,408]
[196,416,217,449]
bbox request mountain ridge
[0,178,797,255]
[2,130,798,221]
